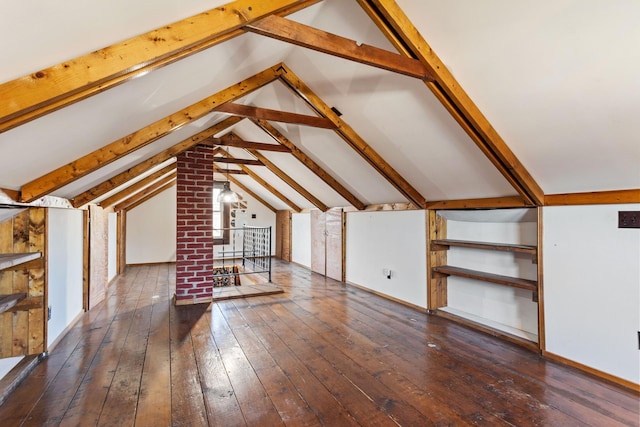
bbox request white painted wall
[47,208,84,347]
[108,212,117,281]
[444,209,539,338]
[543,204,640,384]
[346,210,427,308]
[126,187,177,264]
[291,212,311,268]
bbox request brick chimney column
[175,145,214,302]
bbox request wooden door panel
[325,208,343,282]
[310,210,326,275]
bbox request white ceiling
[0,0,638,210]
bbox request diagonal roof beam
[208,134,291,152]
[225,175,277,213]
[224,133,329,211]
[245,148,329,212]
[115,176,177,212]
[70,116,242,208]
[216,103,335,129]
[100,165,175,208]
[246,15,432,80]
[0,0,321,133]
[20,65,282,203]
[356,0,544,206]
[277,64,427,208]
[252,119,366,210]
[214,157,264,166]
[214,167,247,175]
[215,149,302,212]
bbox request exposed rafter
[0,0,321,133]
[70,117,242,208]
[277,64,427,208]
[246,148,329,212]
[208,134,291,152]
[215,149,302,212]
[214,158,264,166]
[99,165,176,208]
[216,103,335,129]
[114,173,177,212]
[356,0,544,206]
[246,15,432,80]
[20,66,282,202]
[214,167,247,175]
[252,118,367,211]
[225,175,277,213]
[222,131,331,212]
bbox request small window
[213,183,230,245]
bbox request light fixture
[217,181,239,203]
[216,146,239,203]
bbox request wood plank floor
[0,261,637,426]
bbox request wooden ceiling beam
[277,64,427,208]
[225,175,277,213]
[214,167,247,175]
[544,189,640,206]
[70,116,242,208]
[0,0,321,133]
[425,196,529,210]
[216,103,335,129]
[357,0,544,206]
[117,178,177,213]
[99,164,175,208]
[20,66,282,203]
[246,15,432,80]
[239,137,329,211]
[114,173,177,212]
[217,150,302,212]
[207,135,291,152]
[214,157,263,166]
[252,118,366,210]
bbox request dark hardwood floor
[0,260,637,426]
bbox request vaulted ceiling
[0,0,638,212]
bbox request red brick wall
[175,146,214,301]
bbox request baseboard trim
[542,350,639,393]
[345,281,427,313]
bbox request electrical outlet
[618,211,640,229]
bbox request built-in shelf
[0,253,42,271]
[432,265,537,292]
[431,239,536,254]
[428,209,541,350]
[0,293,27,314]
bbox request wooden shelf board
[432,239,536,254]
[0,252,42,271]
[0,293,27,314]
[433,265,537,291]
[436,306,539,350]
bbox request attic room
[0,0,638,425]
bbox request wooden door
[87,205,108,310]
[310,210,326,275]
[325,208,344,282]
[275,210,291,261]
